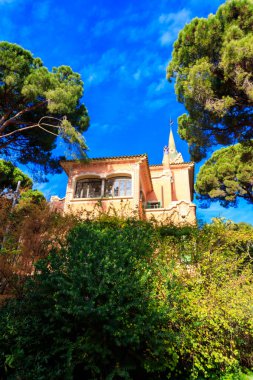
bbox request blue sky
[1,0,252,224]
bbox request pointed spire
[163,119,184,166]
[168,119,178,162]
[168,127,176,154]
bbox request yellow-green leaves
[0,159,33,191]
[167,0,253,162]
[60,117,87,158]
[185,59,214,105]
[195,143,253,205]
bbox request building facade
[51,130,196,225]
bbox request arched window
[105,177,132,197]
[75,178,102,198]
[74,176,132,199]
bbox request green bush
[0,218,252,379]
[0,220,177,379]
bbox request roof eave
[60,154,149,176]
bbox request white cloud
[81,48,127,86]
[90,122,117,133]
[87,73,97,83]
[159,9,191,25]
[147,79,167,97]
[144,98,169,110]
[158,8,191,47]
[78,4,183,93]
[155,78,167,92]
[160,31,173,46]
[81,46,166,89]
[133,70,141,81]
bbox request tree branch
[0,124,40,139]
[38,125,59,137]
[0,116,63,142]
[0,100,48,133]
[0,110,12,125]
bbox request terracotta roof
[91,154,148,161]
[60,155,152,186]
[150,162,194,167]
[61,154,148,164]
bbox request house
[50,129,196,225]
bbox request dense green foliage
[0,159,32,191]
[195,143,253,205]
[0,159,45,205]
[0,218,253,379]
[167,0,253,162]
[18,189,46,206]
[166,219,253,379]
[0,42,89,175]
[0,220,175,379]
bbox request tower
[162,122,183,168]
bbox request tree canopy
[195,143,253,206]
[167,0,253,162]
[0,42,89,176]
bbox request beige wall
[171,168,191,202]
[56,158,196,226]
[65,198,137,218]
[63,158,144,216]
[145,201,196,225]
[149,167,172,207]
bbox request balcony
[145,201,161,209]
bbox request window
[75,179,102,198]
[105,177,132,197]
[74,176,132,199]
[146,201,161,209]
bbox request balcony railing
[145,201,161,209]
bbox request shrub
[0,218,252,379]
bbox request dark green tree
[0,42,89,175]
[195,143,253,205]
[167,0,253,162]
